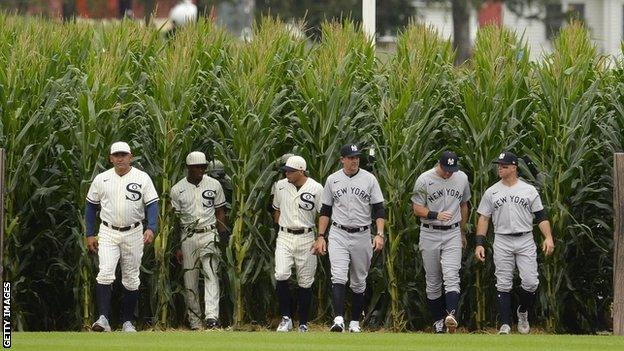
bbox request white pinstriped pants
[274,231,317,288]
[181,230,220,324]
[95,224,144,291]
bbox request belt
[332,222,369,233]
[422,222,459,231]
[280,226,313,235]
[189,224,216,233]
[103,221,141,232]
[500,231,531,237]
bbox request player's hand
[542,237,555,256]
[475,245,486,262]
[143,229,155,244]
[87,236,98,253]
[175,249,183,264]
[372,234,384,252]
[311,236,327,256]
[461,233,467,249]
[437,211,453,221]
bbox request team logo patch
[299,192,316,211]
[499,153,506,159]
[447,158,455,166]
[202,190,216,208]
[351,145,358,152]
[125,183,142,201]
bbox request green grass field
[11,331,624,351]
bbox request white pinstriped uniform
[171,175,226,323]
[272,177,323,288]
[86,167,159,291]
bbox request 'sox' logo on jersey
[125,183,142,201]
[202,190,216,208]
[299,192,315,211]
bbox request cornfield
[0,14,619,333]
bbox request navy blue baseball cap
[493,151,518,165]
[439,150,459,173]
[340,144,361,157]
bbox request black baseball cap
[340,143,361,157]
[493,151,518,165]
[439,150,459,173]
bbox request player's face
[110,152,132,171]
[284,169,303,183]
[497,164,516,178]
[187,164,207,180]
[340,156,360,174]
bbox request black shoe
[205,318,220,329]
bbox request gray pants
[328,226,373,294]
[419,227,462,300]
[181,230,220,326]
[493,233,539,293]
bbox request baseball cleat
[190,322,203,331]
[91,315,111,332]
[444,314,458,333]
[348,321,361,333]
[298,324,309,333]
[276,316,293,332]
[122,321,137,332]
[498,324,511,335]
[205,318,220,330]
[517,307,530,334]
[433,319,445,334]
[330,317,345,332]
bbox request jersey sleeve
[410,175,427,205]
[529,187,544,212]
[170,185,181,211]
[314,183,323,213]
[462,174,472,203]
[214,181,226,208]
[143,175,159,205]
[369,175,384,204]
[272,183,281,210]
[321,177,334,206]
[476,189,493,217]
[86,177,101,204]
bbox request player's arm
[534,209,554,256]
[312,204,332,256]
[144,201,159,244]
[372,202,385,252]
[474,214,490,262]
[460,201,469,248]
[85,201,100,253]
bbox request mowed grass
[11,331,624,351]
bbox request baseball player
[411,150,470,333]
[312,143,385,333]
[475,151,555,334]
[272,156,323,333]
[86,141,159,332]
[171,151,227,330]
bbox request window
[545,3,563,40]
[568,3,586,22]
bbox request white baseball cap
[281,155,306,172]
[110,141,131,154]
[186,151,208,166]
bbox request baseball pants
[493,232,539,293]
[181,229,220,325]
[419,227,462,300]
[274,231,317,288]
[328,227,372,294]
[96,224,143,291]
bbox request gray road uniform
[322,168,384,294]
[411,169,470,306]
[171,175,226,327]
[477,179,543,294]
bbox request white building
[412,0,624,60]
